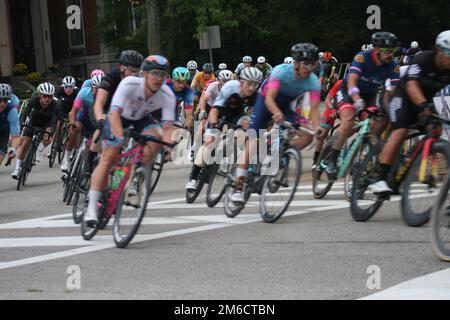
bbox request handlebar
[125,129,177,148]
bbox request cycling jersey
[234,63,247,76]
[55,87,78,117]
[191,71,216,93]
[110,76,176,123]
[73,86,96,132]
[346,50,400,95]
[321,80,343,128]
[81,79,91,89]
[20,96,58,137]
[203,81,223,107]
[187,70,199,86]
[166,79,194,111]
[256,63,273,78]
[10,94,20,110]
[0,102,20,135]
[99,68,123,113]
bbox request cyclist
[255,56,273,79]
[0,84,20,165]
[12,82,58,179]
[186,60,199,86]
[402,41,422,65]
[191,63,216,106]
[54,76,79,150]
[185,67,262,190]
[84,55,177,226]
[61,73,105,174]
[93,50,143,142]
[230,43,322,202]
[166,67,195,128]
[369,30,450,194]
[215,63,227,77]
[325,31,401,180]
[233,56,253,79]
[81,70,105,89]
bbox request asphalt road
[0,152,449,300]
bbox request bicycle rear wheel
[148,149,164,194]
[113,166,152,248]
[350,142,385,221]
[401,141,450,227]
[260,148,301,223]
[186,167,206,203]
[72,187,87,224]
[430,174,450,261]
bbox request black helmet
[371,32,400,48]
[202,63,214,74]
[291,43,319,61]
[141,55,170,72]
[119,50,144,67]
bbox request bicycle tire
[16,144,34,191]
[206,163,229,208]
[401,141,450,227]
[223,166,249,218]
[344,141,373,201]
[350,142,385,221]
[148,149,165,194]
[72,188,86,224]
[430,174,450,261]
[48,128,60,168]
[312,139,334,199]
[113,167,152,248]
[260,148,301,223]
[186,167,207,203]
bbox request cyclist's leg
[369,95,415,193]
[285,112,313,151]
[0,129,8,165]
[62,121,83,171]
[13,125,34,177]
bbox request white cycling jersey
[110,76,176,122]
[204,81,222,106]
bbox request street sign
[199,25,221,50]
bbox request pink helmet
[90,69,105,78]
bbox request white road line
[360,267,450,300]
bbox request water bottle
[111,166,125,190]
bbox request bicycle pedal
[376,192,391,200]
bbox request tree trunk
[146,0,161,54]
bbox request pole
[207,27,213,66]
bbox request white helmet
[436,30,450,51]
[319,52,325,59]
[0,83,12,99]
[62,76,76,88]
[410,41,419,49]
[242,55,252,63]
[218,70,233,82]
[38,82,55,95]
[284,57,294,64]
[239,67,263,83]
[257,56,266,64]
[218,63,227,70]
[186,60,198,70]
[91,73,104,87]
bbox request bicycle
[16,125,52,191]
[48,115,70,168]
[351,114,450,226]
[312,109,385,200]
[80,129,176,248]
[430,172,450,261]
[223,121,311,223]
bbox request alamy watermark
[66,5,81,30]
[66,265,81,290]
[366,5,381,30]
[366,265,381,290]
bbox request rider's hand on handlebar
[272,112,284,124]
[354,99,365,113]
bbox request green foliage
[13,63,30,76]
[25,72,45,87]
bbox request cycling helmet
[239,67,263,83]
[319,52,325,59]
[119,49,144,67]
[436,30,450,51]
[91,73,104,87]
[172,67,190,81]
[203,63,214,74]
[410,41,419,49]
[90,69,105,78]
[371,31,399,48]
[0,83,12,99]
[62,76,76,88]
[242,56,252,63]
[141,55,170,72]
[218,63,227,70]
[38,82,55,95]
[257,56,266,64]
[284,57,294,64]
[186,60,198,70]
[218,70,233,81]
[291,43,319,61]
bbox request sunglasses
[42,94,53,99]
[378,47,398,54]
[300,60,318,69]
[149,69,169,80]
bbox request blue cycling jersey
[346,50,400,95]
[0,103,20,135]
[166,79,194,108]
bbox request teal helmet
[172,67,190,81]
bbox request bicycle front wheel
[206,162,230,207]
[430,174,450,261]
[312,139,334,199]
[113,166,152,248]
[260,148,301,223]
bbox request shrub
[25,72,45,87]
[48,64,60,72]
[13,63,30,76]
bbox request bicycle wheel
[206,161,230,208]
[16,144,34,191]
[260,148,301,223]
[401,141,450,227]
[48,132,58,168]
[312,139,334,199]
[350,142,385,221]
[344,141,373,201]
[72,188,87,224]
[148,149,165,194]
[223,166,251,218]
[58,128,68,164]
[80,192,105,241]
[113,166,152,248]
[66,155,84,205]
[430,175,450,261]
[186,167,206,203]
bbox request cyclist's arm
[190,74,199,91]
[347,73,361,102]
[19,100,32,126]
[93,88,109,121]
[264,82,282,117]
[109,108,124,139]
[406,80,427,106]
[309,90,321,130]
